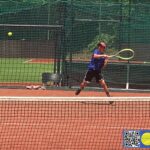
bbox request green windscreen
[0,0,149,89]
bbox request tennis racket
[109,48,134,60]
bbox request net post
[126,63,130,89]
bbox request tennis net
[0,97,150,149]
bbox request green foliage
[88,33,115,52]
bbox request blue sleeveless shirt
[88,49,105,72]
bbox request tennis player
[75,42,113,103]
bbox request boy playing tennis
[75,42,113,102]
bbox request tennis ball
[8,32,13,36]
[141,133,150,146]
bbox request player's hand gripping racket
[109,48,134,60]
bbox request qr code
[123,130,140,148]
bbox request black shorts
[84,69,103,83]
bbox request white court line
[0,96,150,101]
[23,59,32,63]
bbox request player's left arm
[102,58,109,68]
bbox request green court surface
[0,58,54,83]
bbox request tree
[88,33,115,52]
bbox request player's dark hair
[97,42,106,48]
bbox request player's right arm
[93,54,109,59]
[92,49,109,59]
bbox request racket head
[110,48,134,60]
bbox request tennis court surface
[0,89,150,150]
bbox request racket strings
[118,51,133,57]
[109,49,134,60]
